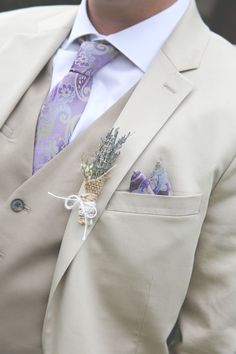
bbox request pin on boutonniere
[49,128,130,241]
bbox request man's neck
[87,0,177,35]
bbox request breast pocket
[106,190,202,216]
[94,191,202,284]
[97,190,203,270]
[102,190,203,260]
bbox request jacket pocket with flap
[106,191,202,216]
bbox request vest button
[11,199,25,212]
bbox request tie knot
[70,40,118,76]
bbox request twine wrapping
[84,171,110,198]
[77,170,110,224]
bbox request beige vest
[0,63,134,354]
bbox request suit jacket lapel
[0,7,78,130]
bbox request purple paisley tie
[33,40,118,174]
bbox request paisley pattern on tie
[33,40,118,174]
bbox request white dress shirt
[51,0,191,141]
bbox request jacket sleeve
[177,155,236,354]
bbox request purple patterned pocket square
[129,161,172,196]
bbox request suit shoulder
[196,31,236,130]
[0,5,78,40]
[206,31,236,71]
[197,29,236,95]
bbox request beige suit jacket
[1,2,236,353]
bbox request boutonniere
[49,128,130,240]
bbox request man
[0,0,236,353]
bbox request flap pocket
[106,191,202,216]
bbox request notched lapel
[0,7,77,130]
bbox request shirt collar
[66,0,192,72]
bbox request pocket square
[129,161,172,195]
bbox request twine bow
[48,192,97,241]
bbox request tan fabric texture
[0,1,236,354]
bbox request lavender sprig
[81,128,130,180]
